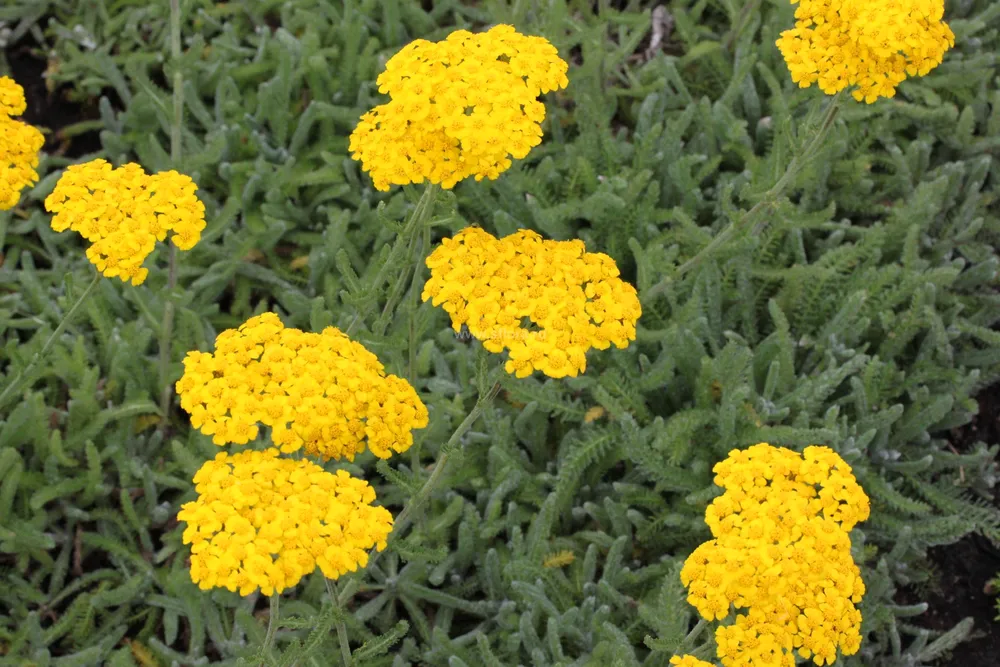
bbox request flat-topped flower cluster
[178,449,394,595]
[422,227,641,379]
[175,313,429,595]
[776,0,954,102]
[349,25,568,190]
[0,77,44,210]
[176,312,428,460]
[677,444,870,667]
[45,159,206,285]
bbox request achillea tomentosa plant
[5,0,996,664]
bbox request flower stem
[157,0,185,433]
[682,618,708,647]
[346,183,438,337]
[354,380,501,579]
[644,90,843,300]
[259,594,280,665]
[723,0,761,52]
[0,273,100,411]
[327,579,354,667]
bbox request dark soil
[5,42,101,158]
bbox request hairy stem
[645,90,843,299]
[0,273,100,411]
[342,380,502,600]
[346,183,438,337]
[259,594,280,665]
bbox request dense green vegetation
[1,1,999,665]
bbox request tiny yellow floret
[670,657,716,667]
[680,443,870,667]
[776,0,955,103]
[177,448,393,595]
[422,227,640,379]
[0,76,44,210]
[175,312,429,460]
[349,25,569,191]
[543,550,576,568]
[44,159,206,285]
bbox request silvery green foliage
[0,0,998,665]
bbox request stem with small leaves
[644,90,843,300]
[337,380,502,606]
[0,273,100,411]
[259,594,280,666]
[346,183,439,337]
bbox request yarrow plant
[177,449,393,595]
[679,444,870,667]
[44,158,206,285]
[175,312,429,459]
[422,227,641,378]
[349,24,569,191]
[776,0,955,103]
[0,76,44,210]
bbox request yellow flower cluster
[681,444,870,667]
[776,0,955,103]
[349,25,569,191]
[178,449,393,595]
[176,312,429,460]
[0,77,44,210]
[44,159,206,285]
[670,657,715,667]
[422,227,641,379]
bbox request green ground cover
[1,0,1000,665]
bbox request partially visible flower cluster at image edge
[175,312,429,460]
[178,449,393,595]
[776,0,954,103]
[680,443,870,667]
[670,656,715,667]
[422,227,641,379]
[0,76,44,210]
[349,24,569,190]
[44,159,206,285]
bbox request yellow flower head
[680,444,870,667]
[349,25,569,191]
[177,448,393,596]
[670,657,715,667]
[776,0,955,103]
[0,77,44,211]
[422,227,641,379]
[176,312,429,460]
[44,159,206,285]
[0,76,28,116]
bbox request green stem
[645,90,843,299]
[346,184,438,337]
[259,594,280,665]
[0,273,100,411]
[324,579,353,667]
[723,0,761,52]
[682,618,708,647]
[407,222,431,384]
[157,0,185,433]
[349,380,501,585]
